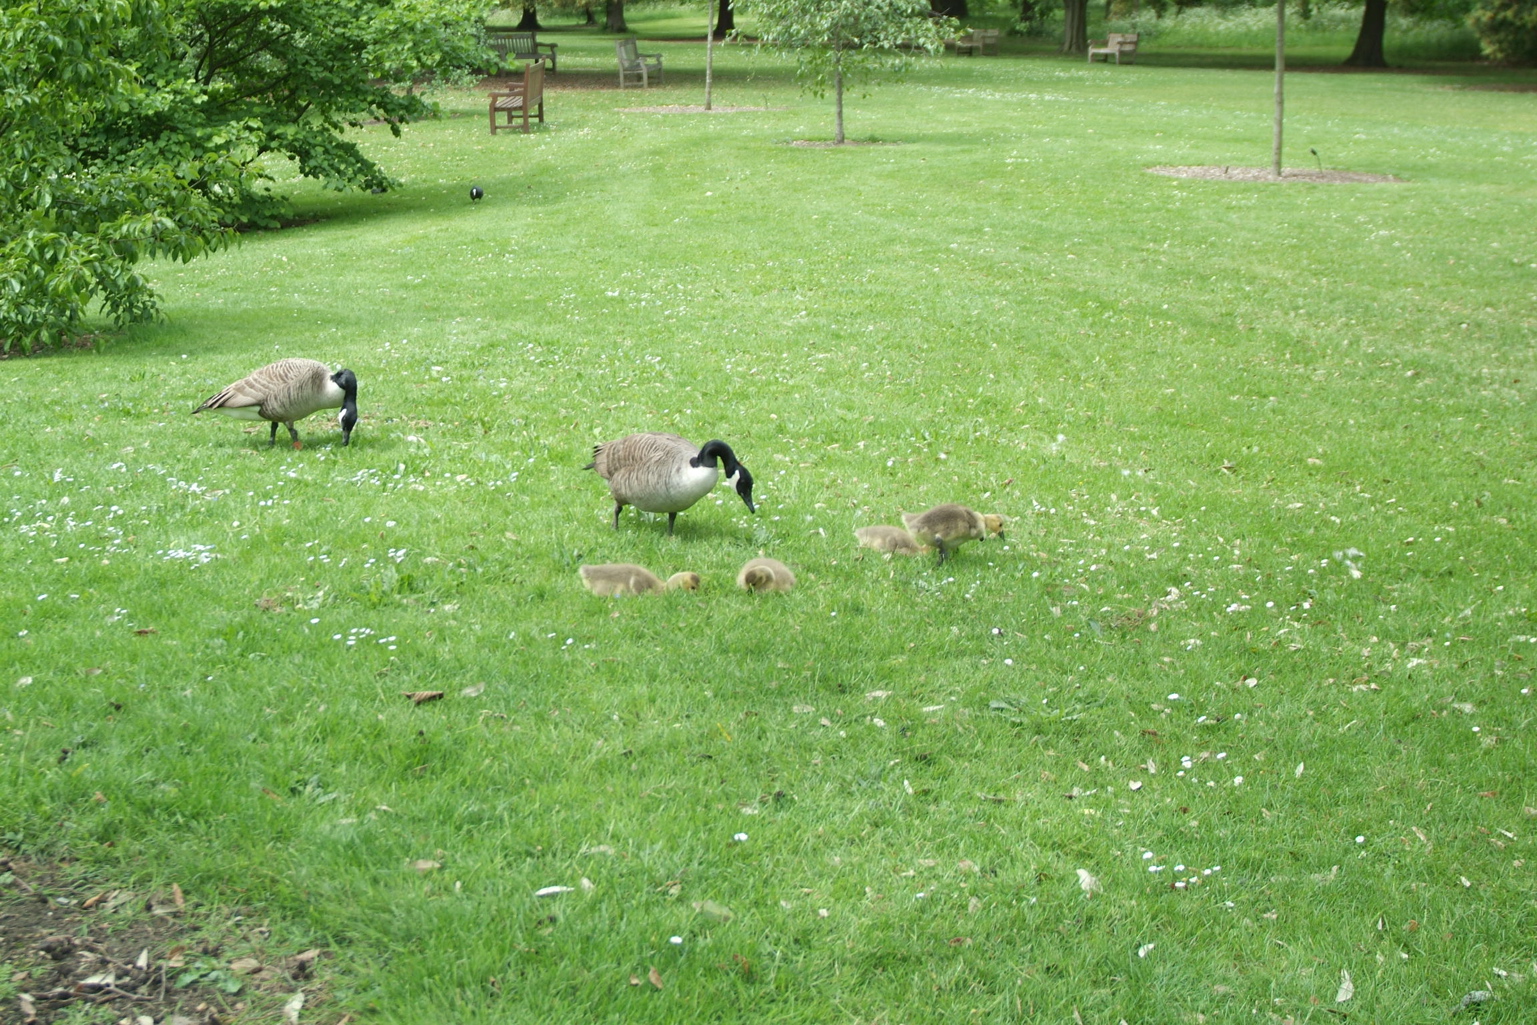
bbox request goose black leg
[667,512,677,536]
[286,422,303,450]
[268,421,279,447]
[612,501,623,530]
[936,543,949,566]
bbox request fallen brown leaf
[230,958,264,975]
[948,936,972,946]
[134,628,156,636]
[403,691,445,705]
[172,882,185,908]
[629,974,641,987]
[648,966,664,989]
[410,859,441,873]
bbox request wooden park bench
[486,30,558,72]
[953,28,1000,56]
[615,38,663,88]
[488,59,546,134]
[1087,32,1138,64]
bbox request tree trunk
[931,0,970,17]
[583,4,596,25]
[605,0,627,33]
[1344,0,1388,66]
[1062,0,1089,53]
[705,0,715,108]
[1273,0,1284,177]
[714,0,734,39]
[515,3,541,31]
[834,56,845,144]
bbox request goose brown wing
[590,432,695,479]
[195,359,329,419]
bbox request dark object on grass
[470,185,484,202]
[194,359,358,449]
[1310,147,1322,172]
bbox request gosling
[737,557,795,593]
[900,504,1006,565]
[854,525,923,556]
[578,564,701,596]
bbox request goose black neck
[693,440,737,471]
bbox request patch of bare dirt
[0,335,106,360]
[1,857,332,1025]
[616,104,778,113]
[787,139,900,148]
[1448,82,1537,92]
[1148,165,1402,183]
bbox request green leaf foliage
[0,0,234,354]
[1469,0,1537,61]
[749,0,957,96]
[1,0,493,354]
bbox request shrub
[1469,0,1537,61]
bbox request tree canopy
[750,0,956,143]
[1,0,492,353]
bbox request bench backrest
[488,31,539,59]
[616,37,641,66]
[524,58,544,99]
[1107,32,1138,48]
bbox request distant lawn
[3,12,1535,1024]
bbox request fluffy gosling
[578,563,701,596]
[900,504,1006,565]
[854,525,924,556]
[737,557,795,592]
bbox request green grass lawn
[4,11,1536,1023]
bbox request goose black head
[333,368,359,446]
[696,440,755,514]
[728,462,756,514]
[470,185,484,202]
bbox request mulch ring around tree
[1148,165,1403,183]
[787,140,900,148]
[1,856,332,1025]
[616,104,779,114]
[1446,83,1537,92]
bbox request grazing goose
[578,563,701,596]
[587,432,755,535]
[737,557,795,593]
[193,359,358,449]
[900,504,1006,565]
[854,524,924,556]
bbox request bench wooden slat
[1088,32,1138,64]
[488,59,546,134]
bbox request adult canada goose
[900,504,1005,565]
[193,359,358,449]
[854,524,924,556]
[737,557,795,592]
[587,432,755,535]
[578,564,701,596]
